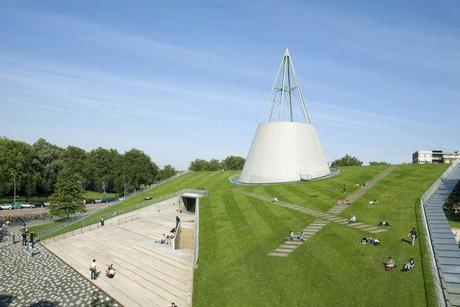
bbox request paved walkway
[44,210,195,307]
[238,165,398,257]
[0,242,114,306]
[328,165,398,215]
[269,219,328,257]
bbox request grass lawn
[31,164,448,305]
[193,164,447,306]
[446,213,460,229]
[235,165,388,211]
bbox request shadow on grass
[400,238,413,245]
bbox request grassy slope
[31,165,447,305]
[239,165,387,211]
[193,164,447,306]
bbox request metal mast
[268,48,311,123]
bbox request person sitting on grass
[287,231,295,241]
[348,216,357,224]
[378,221,390,226]
[384,257,396,271]
[361,237,380,246]
[106,264,115,278]
[402,258,415,271]
[297,231,305,242]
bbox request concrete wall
[240,121,330,183]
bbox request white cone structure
[239,49,330,184]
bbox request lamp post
[11,172,16,205]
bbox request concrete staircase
[44,211,195,307]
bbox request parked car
[21,203,36,208]
[0,204,12,210]
[31,201,46,208]
[101,197,115,203]
[85,199,96,204]
[12,203,22,209]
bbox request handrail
[194,200,200,267]
[38,188,208,240]
[420,159,460,307]
[421,160,459,203]
[173,220,181,250]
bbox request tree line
[189,156,246,171]
[331,154,389,167]
[0,137,176,198]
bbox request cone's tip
[284,48,290,56]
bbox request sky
[0,0,459,169]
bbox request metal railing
[420,160,460,307]
[421,160,459,203]
[173,220,181,250]
[194,200,200,267]
[38,188,208,241]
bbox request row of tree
[189,154,387,170]
[330,155,389,167]
[189,156,246,171]
[0,137,176,198]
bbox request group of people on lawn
[385,257,415,272]
[336,198,351,206]
[281,191,419,273]
[287,230,305,242]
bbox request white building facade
[413,150,460,164]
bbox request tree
[159,165,176,180]
[87,148,119,193]
[48,168,85,218]
[118,149,159,193]
[32,138,64,194]
[62,146,88,186]
[222,155,245,170]
[0,138,34,196]
[331,154,363,167]
[189,159,209,171]
[207,159,222,171]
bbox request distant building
[413,150,460,164]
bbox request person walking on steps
[22,231,27,246]
[90,259,97,280]
[29,232,34,247]
[408,227,418,246]
[176,215,180,228]
[28,241,33,257]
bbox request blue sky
[1,1,459,169]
